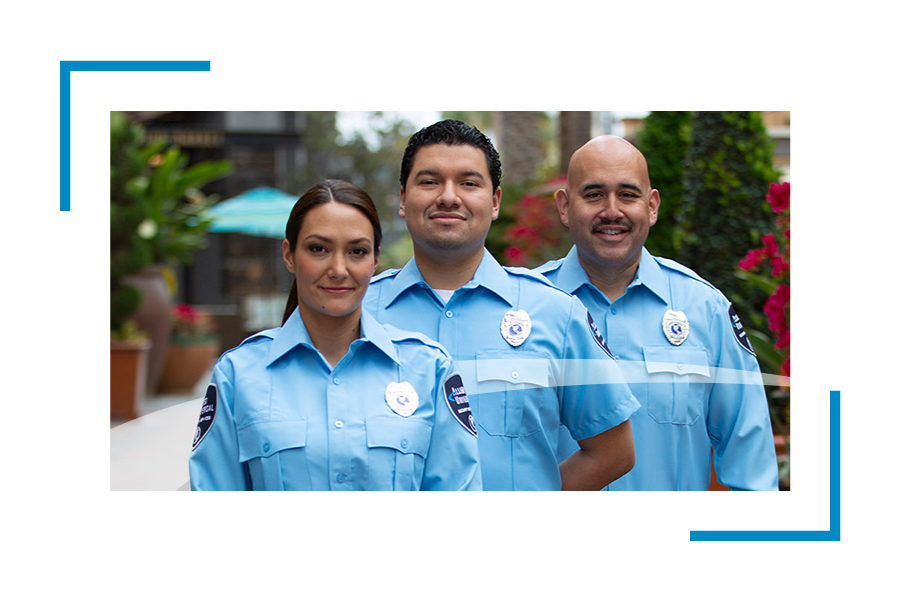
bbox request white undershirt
[433,289,455,303]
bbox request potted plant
[158,304,220,392]
[111,112,232,418]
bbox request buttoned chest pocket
[237,419,311,490]
[474,350,550,437]
[642,347,711,425]
[366,416,433,491]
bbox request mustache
[591,219,632,233]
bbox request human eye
[308,244,327,254]
[350,247,371,257]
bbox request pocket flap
[237,419,307,462]
[475,351,549,387]
[366,416,432,456]
[642,347,710,377]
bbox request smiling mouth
[430,213,466,221]
[592,221,631,237]
[320,287,355,294]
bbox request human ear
[282,238,295,274]
[555,188,571,227]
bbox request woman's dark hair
[281,179,382,325]
[399,119,502,192]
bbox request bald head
[555,134,660,290]
[567,135,652,193]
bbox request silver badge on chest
[385,381,419,417]
[662,309,690,346]
[501,309,532,347]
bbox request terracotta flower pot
[158,341,219,393]
[111,340,152,420]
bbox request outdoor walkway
[110,370,210,491]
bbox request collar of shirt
[380,248,516,309]
[266,307,400,366]
[555,246,669,305]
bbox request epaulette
[370,268,400,284]
[532,258,564,275]
[382,323,451,358]
[502,265,554,285]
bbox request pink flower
[771,255,790,278]
[739,248,767,271]
[504,246,526,265]
[767,182,790,214]
[775,331,790,350]
[781,357,790,377]
[762,233,779,256]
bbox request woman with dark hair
[189,180,481,490]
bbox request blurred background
[110,110,791,489]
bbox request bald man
[536,136,779,490]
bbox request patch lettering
[587,310,615,360]
[729,304,756,356]
[444,373,477,437]
[192,384,218,450]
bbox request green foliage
[110,112,233,332]
[636,111,693,259]
[679,111,779,322]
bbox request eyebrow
[582,182,642,193]
[302,234,373,246]
[415,168,486,181]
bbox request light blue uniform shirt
[189,308,482,491]
[538,246,779,491]
[364,250,639,491]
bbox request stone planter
[111,340,152,421]
[158,341,219,393]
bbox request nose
[327,254,348,279]
[436,181,461,209]
[598,193,624,220]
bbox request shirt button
[611,307,617,315]
[677,363,685,372]
[400,439,408,449]
[333,377,340,385]
[511,371,520,379]
[336,473,345,483]
[334,420,344,429]
[446,310,453,318]
[262,442,270,453]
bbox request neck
[297,304,362,368]
[414,245,484,291]
[578,250,641,302]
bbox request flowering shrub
[501,176,571,268]
[738,181,790,377]
[171,303,217,345]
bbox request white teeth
[599,229,624,235]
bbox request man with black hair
[364,120,639,490]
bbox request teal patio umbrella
[205,186,298,238]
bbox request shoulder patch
[444,374,477,437]
[587,309,616,360]
[192,384,218,450]
[728,304,756,356]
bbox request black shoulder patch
[444,374,477,437]
[192,384,218,450]
[587,310,616,360]
[728,304,756,356]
